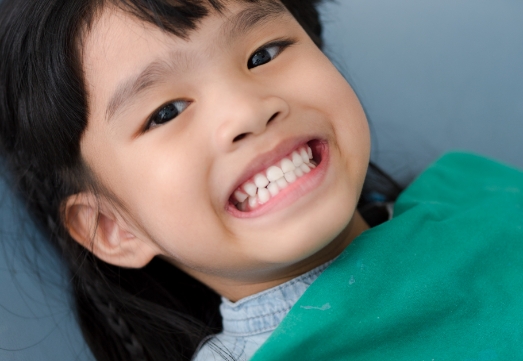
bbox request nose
[207,78,289,152]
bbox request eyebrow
[105,60,175,121]
[221,2,287,43]
[105,2,287,122]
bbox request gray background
[1,0,522,360]
[320,0,523,184]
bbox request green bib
[251,152,523,361]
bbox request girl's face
[78,1,370,300]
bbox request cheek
[285,49,371,170]
[119,149,209,230]
[83,129,221,248]
[282,47,369,136]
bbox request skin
[67,1,371,302]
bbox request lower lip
[225,140,329,219]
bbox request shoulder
[394,151,523,216]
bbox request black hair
[0,1,342,360]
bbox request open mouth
[228,139,325,213]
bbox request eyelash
[145,100,191,130]
[247,38,296,69]
[144,38,296,131]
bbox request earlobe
[64,192,157,268]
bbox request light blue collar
[220,259,335,337]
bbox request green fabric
[251,152,523,361]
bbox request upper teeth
[233,145,316,211]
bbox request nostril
[267,112,279,124]
[233,133,247,142]
[232,112,279,143]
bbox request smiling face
[76,1,370,300]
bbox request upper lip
[225,136,319,204]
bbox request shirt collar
[220,259,335,336]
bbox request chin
[255,196,357,265]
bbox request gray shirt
[192,259,334,361]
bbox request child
[1,1,522,361]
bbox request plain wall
[320,0,523,184]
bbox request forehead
[81,0,290,121]
[82,0,288,68]
[83,0,287,42]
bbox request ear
[64,192,158,268]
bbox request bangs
[81,0,322,48]
[89,0,276,39]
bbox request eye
[146,100,190,130]
[247,39,296,69]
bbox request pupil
[251,49,271,67]
[157,104,178,123]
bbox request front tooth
[254,173,269,188]
[307,146,313,159]
[243,182,257,197]
[234,190,248,203]
[248,196,258,209]
[266,166,284,182]
[300,164,311,173]
[267,182,279,196]
[276,178,288,189]
[292,151,304,167]
[295,167,304,178]
[300,148,309,163]
[280,158,296,173]
[258,188,270,204]
[284,171,297,183]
